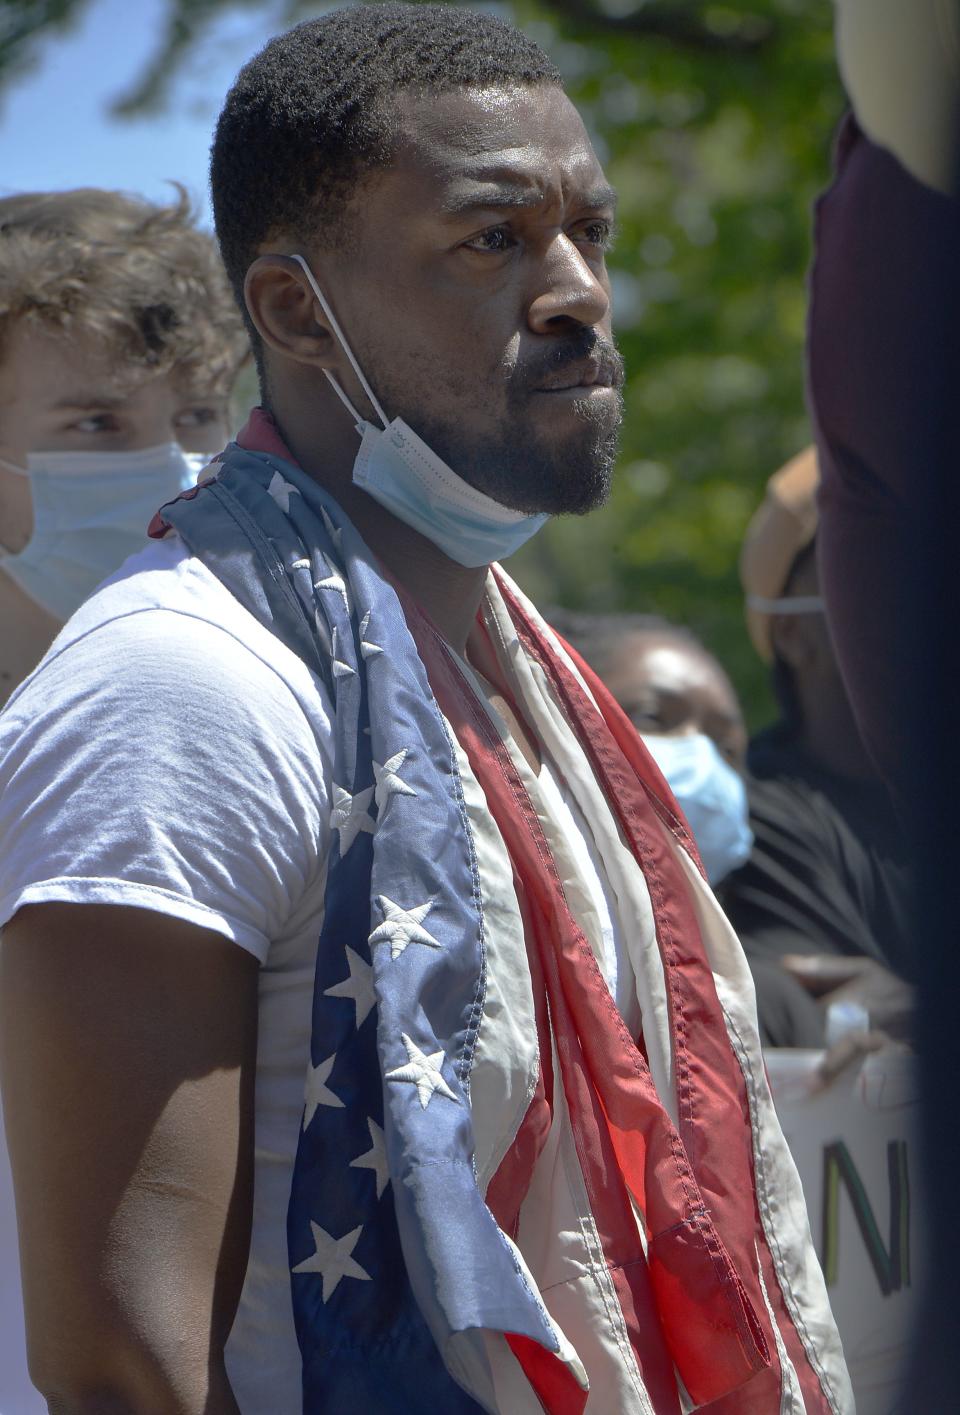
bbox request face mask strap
[289,253,389,431]
[321,368,368,430]
[0,453,28,477]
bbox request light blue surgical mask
[642,731,754,886]
[291,253,549,568]
[0,443,209,620]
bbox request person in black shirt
[721,448,913,1047]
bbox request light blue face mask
[0,443,209,621]
[291,254,549,568]
[642,731,754,886]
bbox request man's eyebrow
[438,180,618,218]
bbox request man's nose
[526,235,611,334]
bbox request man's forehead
[0,325,213,409]
[392,85,611,200]
[625,637,730,697]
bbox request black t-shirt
[720,727,913,1045]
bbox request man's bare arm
[834,0,960,196]
[0,903,259,1415]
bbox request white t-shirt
[0,534,630,1413]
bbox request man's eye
[578,219,615,251]
[464,226,516,254]
[175,406,221,429]
[628,708,664,733]
[71,414,120,434]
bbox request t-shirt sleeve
[0,608,332,962]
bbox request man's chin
[520,416,620,517]
[541,461,614,516]
[408,399,620,517]
[478,454,614,517]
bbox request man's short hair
[211,2,561,340]
[0,186,249,394]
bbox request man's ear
[243,254,338,371]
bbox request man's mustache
[510,332,625,396]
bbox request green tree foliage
[0,0,844,722]
[506,0,843,726]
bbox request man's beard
[365,330,625,517]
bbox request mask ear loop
[289,254,389,433]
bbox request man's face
[0,323,231,467]
[0,324,233,553]
[604,631,749,767]
[311,84,624,516]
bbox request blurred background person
[0,186,248,1409]
[808,5,960,1406]
[548,608,753,887]
[0,187,249,706]
[720,447,914,1048]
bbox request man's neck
[262,394,490,655]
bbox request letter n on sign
[821,1138,910,1296]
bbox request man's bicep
[0,903,258,1410]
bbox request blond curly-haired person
[0,187,249,704]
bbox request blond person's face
[0,323,232,551]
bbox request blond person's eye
[175,406,221,429]
[71,414,121,434]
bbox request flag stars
[331,784,375,855]
[323,947,376,1030]
[386,1034,459,1110]
[315,564,351,615]
[303,1053,344,1129]
[267,472,298,513]
[369,895,441,961]
[291,1221,371,1302]
[359,610,383,659]
[373,748,417,812]
[349,1118,390,1198]
[331,627,356,679]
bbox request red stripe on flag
[502,580,834,1415]
[505,1333,588,1415]
[507,843,683,1412]
[403,599,769,1410]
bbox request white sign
[766,1048,919,1415]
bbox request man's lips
[532,356,621,393]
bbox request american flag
[153,413,853,1415]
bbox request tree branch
[0,0,91,91]
[544,0,777,55]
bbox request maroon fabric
[236,406,294,460]
[808,113,960,1412]
[808,117,960,811]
